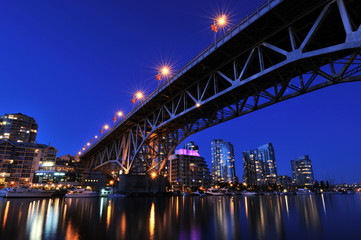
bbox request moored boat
[65,188,98,198]
[206,188,224,196]
[4,186,54,198]
[100,187,114,197]
[295,189,314,195]
[0,187,11,197]
[240,190,258,196]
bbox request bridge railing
[84,0,279,154]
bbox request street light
[211,14,228,45]
[136,92,143,100]
[132,91,144,108]
[156,64,173,87]
[113,111,123,123]
[151,171,157,179]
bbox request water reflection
[0,194,360,239]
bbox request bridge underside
[81,0,361,178]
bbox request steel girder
[84,0,361,175]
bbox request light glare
[136,92,144,99]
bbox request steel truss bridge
[81,0,361,176]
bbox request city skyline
[1,0,361,183]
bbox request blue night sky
[1,0,360,183]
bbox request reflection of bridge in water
[80,0,361,177]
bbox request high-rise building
[184,141,199,152]
[0,113,38,143]
[0,113,59,185]
[258,143,277,182]
[243,143,278,186]
[169,145,211,190]
[0,140,57,184]
[211,139,237,183]
[291,155,315,186]
[242,150,259,185]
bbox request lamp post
[211,14,227,46]
[156,66,172,88]
[113,111,123,123]
[132,91,144,108]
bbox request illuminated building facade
[211,139,237,183]
[184,141,199,152]
[277,175,293,187]
[0,113,38,143]
[291,155,315,186]
[33,154,84,184]
[243,143,278,186]
[169,147,211,190]
[0,140,57,184]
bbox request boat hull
[5,192,53,198]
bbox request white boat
[100,187,114,197]
[65,188,98,198]
[4,187,54,198]
[241,190,258,196]
[0,187,11,197]
[206,188,224,196]
[296,189,314,195]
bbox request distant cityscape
[0,112,359,192]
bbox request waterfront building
[0,140,57,184]
[169,146,211,191]
[291,155,315,186]
[33,154,83,185]
[0,113,38,143]
[37,146,58,171]
[56,154,76,166]
[184,141,199,152]
[211,139,237,183]
[243,143,278,186]
[242,150,259,185]
[277,175,293,188]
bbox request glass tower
[243,143,278,186]
[211,139,237,183]
[291,155,314,186]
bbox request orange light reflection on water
[2,201,10,228]
[149,202,155,239]
[107,201,112,229]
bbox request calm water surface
[0,193,360,240]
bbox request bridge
[80,0,361,178]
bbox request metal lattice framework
[81,0,361,176]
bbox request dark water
[0,193,361,240]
